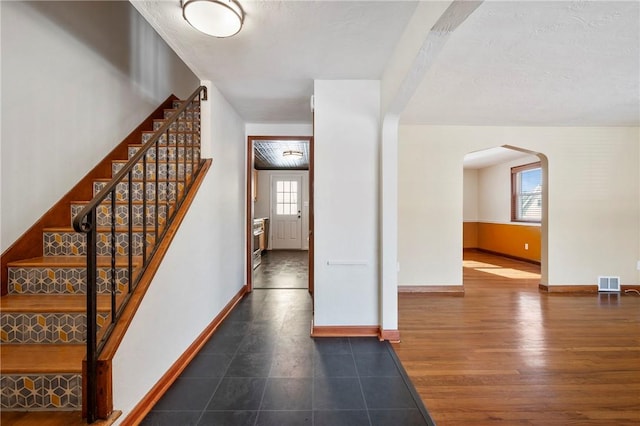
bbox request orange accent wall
[463,222,478,248]
[464,222,541,262]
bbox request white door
[271,175,302,249]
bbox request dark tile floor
[253,250,308,289]
[141,289,434,425]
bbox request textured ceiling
[131,1,639,127]
[401,1,640,126]
[131,0,418,123]
[254,140,309,170]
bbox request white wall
[255,170,310,251]
[477,155,539,223]
[313,80,380,326]
[246,123,313,138]
[0,1,198,251]
[399,125,640,287]
[463,169,479,222]
[113,83,246,422]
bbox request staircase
[1,93,204,420]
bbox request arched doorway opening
[462,145,548,290]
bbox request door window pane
[276,180,299,216]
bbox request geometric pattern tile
[71,203,167,228]
[1,374,81,409]
[1,312,109,344]
[112,161,194,181]
[152,119,197,132]
[172,100,200,111]
[44,231,155,256]
[141,131,199,147]
[128,145,201,162]
[8,266,129,295]
[1,99,202,412]
[163,109,198,121]
[94,181,181,202]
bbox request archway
[462,145,548,288]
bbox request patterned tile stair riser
[8,266,129,294]
[70,203,168,228]
[127,145,201,162]
[93,180,184,203]
[2,374,82,410]
[140,130,200,146]
[1,312,110,344]
[111,160,194,181]
[0,98,200,413]
[43,231,156,257]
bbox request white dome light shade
[182,0,244,38]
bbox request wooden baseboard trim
[398,285,465,296]
[539,284,640,294]
[91,160,212,418]
[120,284,248,426]
[539,284,598,293]
[379,329,401,343]
[311,325,379,338]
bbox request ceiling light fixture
[182,0,244,38]
[283,150,303,159]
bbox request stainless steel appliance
[252,219,264,269]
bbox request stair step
[152,119,197,132]
[43,228,155,257]
[71,201,168,228]
[1,294,113,313]
[93,179,183,202]
[8,256,136,268]
[163,108,199,120]
[1,295,115,344]
[7,256,142,294]
[7,256,139,295]
[172,100,200,110]
[1,345,84,409]
[112,159,194,181]
[141,130,199,146]
[128,144,200,162]
[1,344,84,374]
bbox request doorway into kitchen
[246,136,313,293]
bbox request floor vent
[598,276,621,292]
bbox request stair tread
[112,159,195,164]
[71,199,172,205]
[0,344,85,373]
[43,226,157,232]
[141,129,198,134]
[129,142,199,146]
[93,177,190,183]
[1,294,115,312]
[8,256,142,268]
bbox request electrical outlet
[637,260,640,271]
[524,243,529,250]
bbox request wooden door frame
[246,135,314,295]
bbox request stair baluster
[72,85,207,423]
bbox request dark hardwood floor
[392,250,640,425]
[254,250,308,289]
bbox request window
[276,180,298,215]
[512,162,542,222]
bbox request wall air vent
[598,276,621,292]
